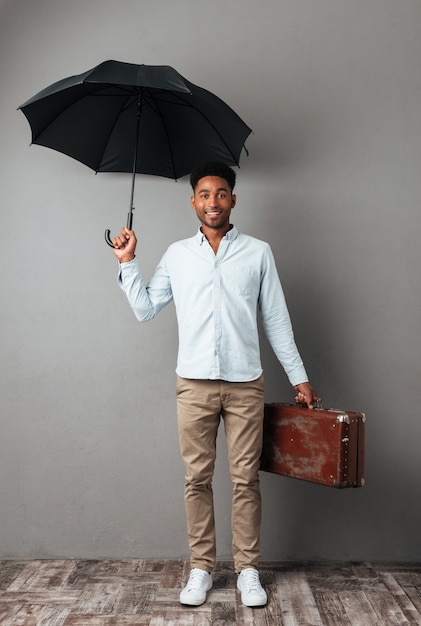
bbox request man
[112,161,318,608]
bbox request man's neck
[201,224,232,254]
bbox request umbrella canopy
[19,60,252,245]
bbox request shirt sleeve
[118,256,173,321]
[258,244,309,387]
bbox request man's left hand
[294,382,320,409]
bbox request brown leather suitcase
[260,403,366,488]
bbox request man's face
[191,176,236,231]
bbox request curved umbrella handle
[104,209,133,248]
[104,229,115,248]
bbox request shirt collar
[195,225,239,245]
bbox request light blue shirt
[118,226,308,385]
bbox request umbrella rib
[179,94,242,165]
[95,91,139,172]
[149,92,243,166]
[143,96,178,179]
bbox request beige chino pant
[176,375,265,573]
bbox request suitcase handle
[296,398,323,409]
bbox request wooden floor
[1,560,421,625]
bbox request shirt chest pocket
[222,265,260,297]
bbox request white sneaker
[180,568,213,606]
[237,568,267,607]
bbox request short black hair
[190,161,236,192]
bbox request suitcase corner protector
[336,414,350,424]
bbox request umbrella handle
[104,229,115,248]
[104,210,133,248]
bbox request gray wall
[1,0,420,561]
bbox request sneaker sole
[240,595,268,607]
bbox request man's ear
[190,195,196,210]
[231,194,236,208]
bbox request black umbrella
[18,60,252,246]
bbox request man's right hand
[112,227,137,263]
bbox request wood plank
[63,617,151,626]
[68,560,144,586]
[7,560,76,592]
[305,562,361,592]
[0,591,81,604]
[149,606,210,626]
[142,560,169,574]
[305,561,385,593]
[263,582,286,626]
[275,570,324,626]
[159,560,184,589]
[31,605,72,626]
[402,586,421,616]
[65,561,117,590]
[0,603,23,626]
[205,588,236,604]
[113,582,156,615]
[70,582,122,615]
[0,561,27,590]
[212,561,236,592]
[340,590,383,626]
[0,603,71,626]
[151,589,183,605]
[393,571,421,588]
[365,589,410,625]
[313,591,352,626]
[379,572,421,623]
[210,601,237,626]
[2,603,47,626]
[115,560,145,574]
[350,562,387,591]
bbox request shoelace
[241,569,261,593]
[187,569,209,591]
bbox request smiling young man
[112,161,318,607]
[190,173,236,250]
